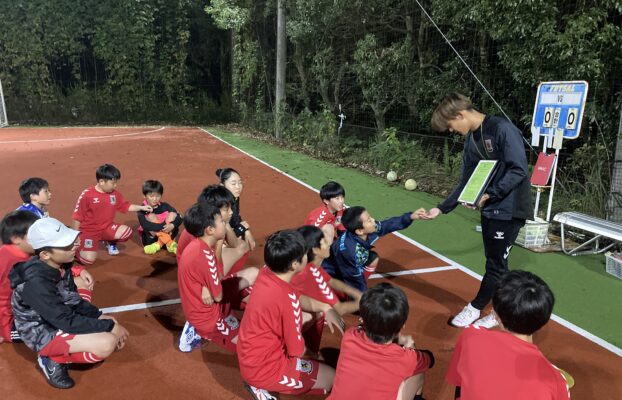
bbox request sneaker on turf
[244,382,278,400]
[37,356,75,389]
[143,242,161,255]
[472,312,499,329]
[106,242,120,256]
[179,321,201,352]
[450,303,481,328]
[166,241,178,255]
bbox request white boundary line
[0,126,166,144]
[200,127,622,358]
[369,265,458,279]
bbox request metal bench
[553,212,622,256]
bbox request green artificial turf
[205,126,622,349]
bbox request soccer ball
[386,171,398,182]
[404,179,417,191]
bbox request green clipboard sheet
[458,160,498,206]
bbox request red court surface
[0,126,620,399]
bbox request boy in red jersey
[177,203,258,353]
[292,225,362,354]
[1,211,95,344]
[329,283,433,400]
[237,229,345,399]
[446,270,570,400]
[304,181,346,245]
[72,164,152,265]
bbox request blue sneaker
[179,321,201,352]
[106,241,120,256]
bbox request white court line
[0,126,166,144]
[100,267,454,314]
[200,127,622,358]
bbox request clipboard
[458,160,499,206]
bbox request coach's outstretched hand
[420,207,442,220]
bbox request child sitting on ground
[177,203,258,353]
[304,181,347,245]
[9,218,128,389]
[446,270,570,399]
[138,180,183,255]
[237,229,344,399]
[329,283,434,400]
[72,164,152,264]
[16,177,51,218]
[1,211,95,344]
[323,206,426,292]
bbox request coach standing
[421,93,531,328]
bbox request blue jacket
[322,212,413,292]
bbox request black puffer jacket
[438,115,532,221]
[9,257,114,352]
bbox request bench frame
[553,212,622,256]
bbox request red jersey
[304,206,345,234]
[177,239,229,332]
[176,229,193,263]
[446,326,570,400]
[72,186,131,232]
[329,327,432,399]
[0,245,30,341]
[290,262,338,307]
[237,267,305,387]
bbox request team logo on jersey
[110,195,116,205]
[296,358,313,374]
[93,198,100,204]
[224,314,239,330]
[485,139,494,152]
[84,239,94,249]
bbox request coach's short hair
[360,283,409,344]
[319,181,345,201]
[1,210,40,244]
[341,206,366,233]
[18,177,49,203]
[197,185,234,209]
[431,92,474,132]
[96,164,121,181]
[493,270,555,335]
[264,230,306,274]
[183,203,221,238]
[142,180,164,195]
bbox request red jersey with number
[237,267,305,387]
[446,326,570,400]
[290,262,338,307]
[176,229,193,263]
[329,327,432,399]
[0,245,30,341]
[177,238,228,331]
[305,206,345,234]
[72,186,131,232]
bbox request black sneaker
[37,356,75,389]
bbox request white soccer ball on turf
[386,170,398,182]
[404,179,417,191]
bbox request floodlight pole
[274,0,286,139]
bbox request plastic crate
[515,219,550,247]
[605,252,622,280]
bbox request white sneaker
[473,313,499,329]
[178,321,201,352]
[451,303,481,327]
[106,242,120,256]
[244,383,278,400]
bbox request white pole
[545,148,560,222]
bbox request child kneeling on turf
[329,283,434,400]
[237,230,344,399]
[446,270,570,400]
[9,218,128,389]
[138,180,183,255]
[177,203,258,353]
[323,206,426,292]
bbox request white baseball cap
[27,218,80,250]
